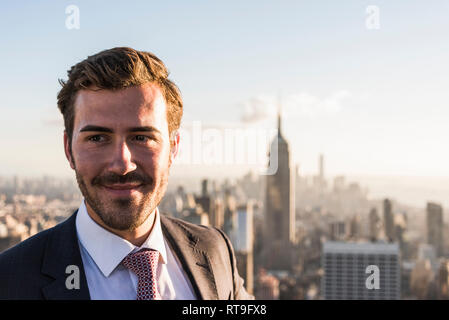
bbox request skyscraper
[195,179,225,229]
[438,259,449,299]
[234,201,255,295]
[316,154,326,192]
[369,208,381,241]
[383,199,395,242]
[427,202,444,257]
[223,189,238,246]
[264,100,295,270]
[322,242,400,300]
[319,154,324,182]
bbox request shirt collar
[75,199,167,278]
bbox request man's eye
[134,135,152,142]
[88,135,105,142]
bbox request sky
[0,1,448,196]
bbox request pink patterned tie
[122,249,162,300]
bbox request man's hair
[57,47,183,150]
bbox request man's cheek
[143,151,165,170]
[74,164,100,187]
[75,151,106,170]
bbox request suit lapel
[161,216,219,300]
[41,210,90,300]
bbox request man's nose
[107,140,137,175]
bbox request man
[0,47,253,300]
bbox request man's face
[64,83,178,231]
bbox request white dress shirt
[75,199,197,300]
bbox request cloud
[240,95,276,123]
[286,90,351,117]
[240,90,352,123]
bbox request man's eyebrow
[128,126,162,135]
[79,125,161,135]
[79,125,113,133]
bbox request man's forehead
[74,83,164,110]
[73,84,167,130]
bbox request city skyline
[2,162,448,212]
[0,133,447,299]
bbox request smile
[101,183,144,197]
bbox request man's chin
[103,220,139,232]
[95,209,148,232]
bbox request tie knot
[122,249,160,278]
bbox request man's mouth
[103,183,143,189]
[101,183,144,196]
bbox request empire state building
[264,105,296,271]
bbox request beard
[74,163,170,232]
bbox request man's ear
[63,130,76,170]
[169,130,180,165]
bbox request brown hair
[57,47,183,151]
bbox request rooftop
[323,241,400,254]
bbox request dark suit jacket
[0,210,254,300]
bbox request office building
[264,104,295,271]
[427,202,444,257]
[322,241,400,299]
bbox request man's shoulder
[0,214,79,299]
[0,215,74,269]
[160,214,228,247]
[160,214,222,235]
[0,223,56,297]
[0,226,52,263]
